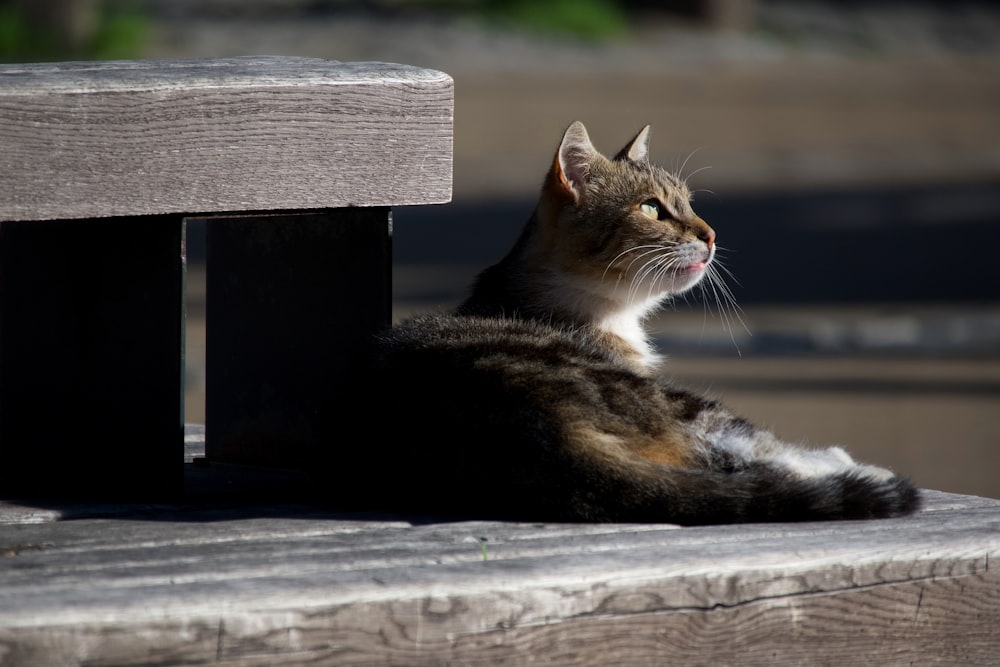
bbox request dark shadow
[0,426,456,524]
[3,479,457,525]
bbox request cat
[325,121,920,525]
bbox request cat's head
[535,121,716,306]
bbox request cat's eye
[639,200,663,220]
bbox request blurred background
[3,0,998,498]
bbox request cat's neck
[532,267,664,372]
[459,235,665,374]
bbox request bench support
[0,216,185,497]
[203,208,391,468]
[0,56,451,497]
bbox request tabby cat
[329,121,920,525]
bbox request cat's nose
[698,227,716,248]
[691,217,715,248]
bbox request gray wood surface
[0,56,453,221]
[1,481,997,665]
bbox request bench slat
[0,489,997,664]
[0,56,453,222]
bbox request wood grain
[0,489,997,665]
[0,57,453,221]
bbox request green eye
[640,201,660,219]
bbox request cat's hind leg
[703,417,895,481]
[693,416,921,520]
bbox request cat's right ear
[614,125,651,163]
[552,121,598,203]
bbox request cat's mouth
[673,254,713,291]
[683,250,714,275]
[683,245,715,275]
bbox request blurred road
[165,3,1000,499]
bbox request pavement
[150,4,1000,500]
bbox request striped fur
[323,122,920,524]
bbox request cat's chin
[670,262,709,293]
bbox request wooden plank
[202,209,391,466]
[0,216,185,497]
[0,56,453,222]
[0,490,997,665]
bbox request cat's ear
[614,125,651,163]
[552,121,598,202]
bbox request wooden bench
[1,56,998,666]
[1,445,998,665]
[0,56,453,495]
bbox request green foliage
[481,0,629,41]
[91,6,147,59]
[0,1,147,63]
[0,5,45,61]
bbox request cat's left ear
[553,121,598,203]
[614,125,651,163]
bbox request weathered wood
[202,208,391,466]
[0,56,453,222]
[0,56,453,494]
[0,488,997,665]
[0,216,185,497]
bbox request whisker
[603,245,669,275]
[701,273,741,356]
[602,245,670,288]
[603,244,693,307]
[713,243,737,258]
[624,250,676,297]
[629,251,684,305]
[677,148,703,182]
[684,165,713,184]
[657,254,686,284]
[678,251,752,357]
[708,265,751,343]
[711,253,744,289]
[644,255,682,302]
[711,266,748,326]
[631,254,672,303]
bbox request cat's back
[375,312,617,372]
[372,312,677,452]
[372,312,672,452]
[354,311,685,520]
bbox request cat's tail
[561,461,921,525]
[667,467,920,525]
